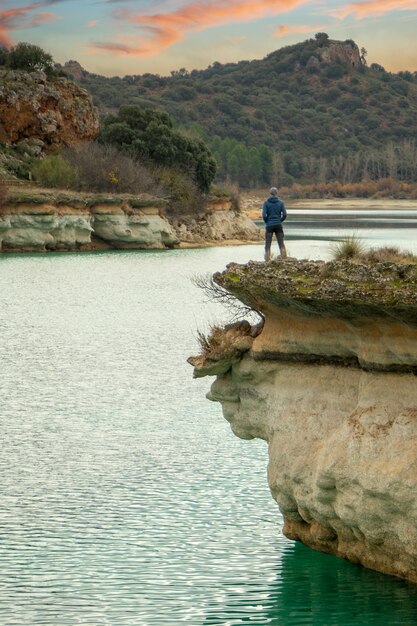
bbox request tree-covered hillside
[67,34,417,186]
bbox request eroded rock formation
[0,192,260,252]
[171,198,261,244]
[319,41,361,67]
[189,259,417,582]
[0,194,177,252]
[0,69,99,148]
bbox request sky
[2,0,417,77]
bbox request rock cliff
[0,191,260,252]
[319,41,361,67]
[0,69,99,148]
[189,259,417,582]
[0,193,177,252]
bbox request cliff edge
[189,259,417,582]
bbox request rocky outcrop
[62,60,86,82]
[189,259,417,582]
[319,41,361,67]
[171,198,261,244]
[306,41,362,71]
[0,69,99,148]
[0,193,178,252]
[0,192,260,252]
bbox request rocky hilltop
[189,259,417,582]
[0,69,99,149]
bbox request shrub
[331,235,366,260]
[8,43,54,74]
[32,155,78,188]
[101,105,217,192]
[156,167,203,215]
[64,143,157,194]
[362,246,417,264]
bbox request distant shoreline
[243,197,417,220]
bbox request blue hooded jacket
[262,196,287,227]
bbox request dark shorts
[266,225,284,236]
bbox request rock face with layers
[0,193,178,252]
[0,69,99,148]
[0,192,260,252]
[189,259,417,582]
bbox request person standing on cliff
[262,187,287,261]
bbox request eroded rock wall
[207,355,417,582]
[0,195,260,252]
[171,203,261,244]
[0,199,178,252]
[190,260,417,582]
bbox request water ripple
[1,247,417,625]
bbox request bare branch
[192,272,263,324]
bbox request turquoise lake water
[1,215,417,625]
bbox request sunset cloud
[93,0,310,56]
[0,2,59,47]
[275,23,327,37]
[334,0,417,19]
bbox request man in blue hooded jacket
[262,187,287,261]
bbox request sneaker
[264,252,271,262]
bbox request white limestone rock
[92,212,179,249]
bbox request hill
[65,33,417,187]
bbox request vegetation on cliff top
[214,257,417,313]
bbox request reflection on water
[0,223,416,625]
[204,542,417,625]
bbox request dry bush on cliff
[196,325,239,359]
[331,235,366,260]
[196,322,254,360]
[331,238,417,263]
[361,246,417,264]
[63,143,158,194]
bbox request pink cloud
[91,0,310,56]
[275,23,327,37]
[87,19,99,28]
[26,12,57,27]
[0,3,58,47]
[334,0,417,19]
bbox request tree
[7,42,54,74]
[315,32,330,46]
[0,46,9,66]
[102,105,216,192]
[360,47,368,66]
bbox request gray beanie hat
[270,187,278,196]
